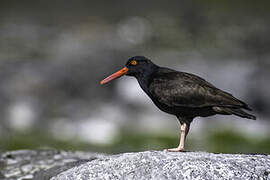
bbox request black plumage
[148,67,254,120]
[101,56,256,152]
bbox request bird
[100,56,256,152]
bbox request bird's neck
[136,66,158,94]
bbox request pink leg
[166,123,189,152]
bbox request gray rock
[1,150,270,180]
[0,149,106,180]
[52,151,270,180]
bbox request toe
[166,147,185,152]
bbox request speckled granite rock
[0,149,105,180]
[1,150,270,180]
[52,151,270,180]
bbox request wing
[149,69,250,109]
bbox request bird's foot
[165,147,185,152]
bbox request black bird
[100,56,256,152]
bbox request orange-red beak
[100,67,129,85]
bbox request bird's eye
[130,60,137,66]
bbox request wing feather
[149,70,247,109]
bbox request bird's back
[147,67,255,119]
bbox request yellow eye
[130,60,137,66]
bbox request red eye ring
[130,60,137,65]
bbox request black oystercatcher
[100,56,256,152]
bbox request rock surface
[0,150,269,180]
[0,149,105,180]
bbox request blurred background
[0,0,269,154]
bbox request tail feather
[241,102,253,111]
[213,107,256,120]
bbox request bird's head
[100,56,157,85]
